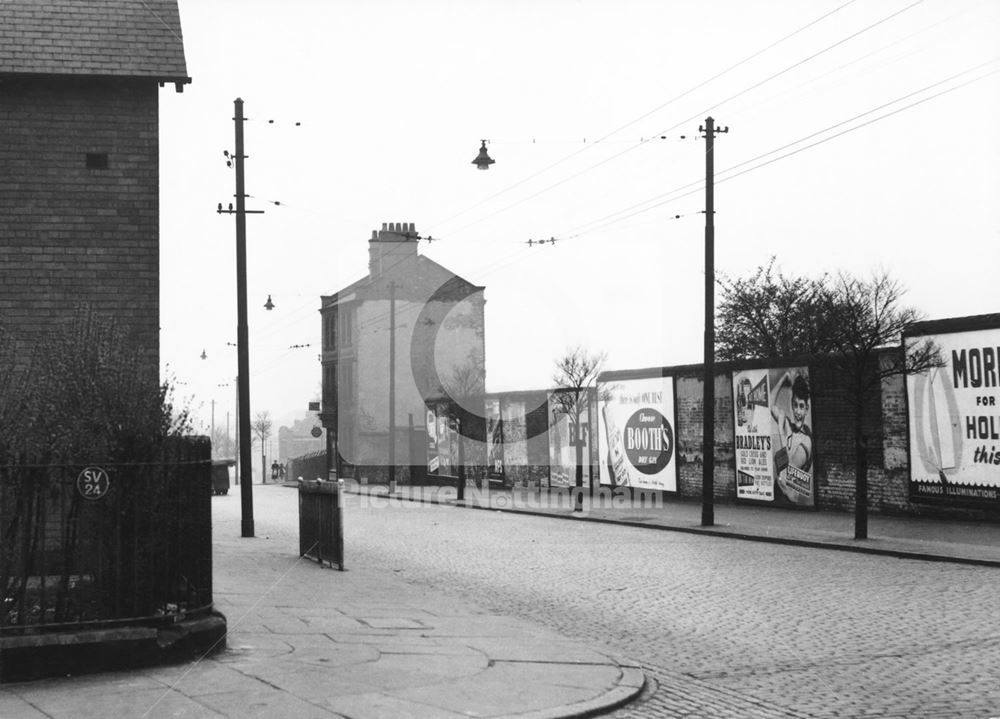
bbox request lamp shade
[472,140,494,170]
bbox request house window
[323,312,337,351]
[340,307,354,347]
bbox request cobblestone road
[248,487,1000,718]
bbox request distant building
[0,0,190,372]
[278,413,324,465]
[320,223,486,482]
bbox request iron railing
[298,479,344,570]
[0,438,214,634]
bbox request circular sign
[77,467,111,501]
[623,409,673,475]
[311,426,322,438]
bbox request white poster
[908,327,1000,502]
[597,376,677,492]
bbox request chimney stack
[368,222,418,279]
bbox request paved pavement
[4,481,998,718]
[347,481,1000,567]
[0,485,644,719]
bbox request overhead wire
[210,1,978,374]
[426,0,861,235]
[433,0,927,241]
[714,63,1000,187]
[557,57,1000,240]
[345,29,991,328]
[220,2,934,340]
[720,0,982,126]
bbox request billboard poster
[486,398,505,481]
[732,367,815,506]
[907,327,1000,504]
[501,399,528,468]
[426,407,439,475]
[436,406,453,475]
[548,391,592,488]
[426,403,458,477]
[597,376,677,492]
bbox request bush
[0,310,191,464]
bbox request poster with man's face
[733,366,814,507]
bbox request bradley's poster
[733,367,815,507]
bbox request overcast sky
[157,0,1000,435]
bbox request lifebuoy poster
[732,367,815,507]
[597,376,677,492]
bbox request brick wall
[627,352,1000,520]
[675,372,736,501]
[0,77,160,371]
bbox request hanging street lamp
[472,140,495,170]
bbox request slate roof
[0,0,189,83]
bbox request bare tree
[210,425,235,460]
[252,411,273,483]
[552,347,606,510]
[442,352,486,498]
[823,270,942,538]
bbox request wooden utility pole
[234,98,254,537]
[700,116,728,527]
[218,98,264,537]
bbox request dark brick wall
[676,373,736,501]
[673,360,890,512]
[0,77,160,370]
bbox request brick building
[0,0,189,372]
[320,223,486,482]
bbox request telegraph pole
[388,280,397,494]
[218,98,264,538]
[700,116,728,527]
[234,98,254,538]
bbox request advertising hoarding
[732,366,815,506]
[501,399,527,468]
[907,327,1000,504]
[426,402,457,477]
[486,398,505,482]
[548,390,592,488]
[597,376,677,492]
[425,407,439,475]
